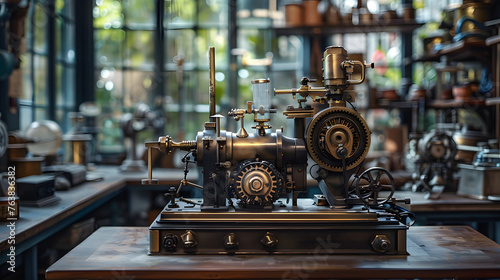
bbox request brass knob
[261,232,278,248]
[181,230,197,248]
[224,233,239,250]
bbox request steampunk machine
[142,46,413,255]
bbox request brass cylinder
[323,46,348,87]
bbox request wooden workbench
[45,225,500,279]
[395,190,500,242]
[0,166,191,279]
[396,190,500,212]
[0,167,189,256]
[2,166,500,279]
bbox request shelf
[429,98,486,109]
[486,97,500,106]
[273,20,423,36]
[376,99,419,109]
[415,39,491,63]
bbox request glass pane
[56,64,62,106]
[57,17,75,63]
[165,111,179,138]
[55,0,65,14]
[96,68,123,110]
[123,70,154,108]
[344,34,366,54]
[165,29,196,69]
[123,0,155,28]
[124,31,154,68]
[271,36,300,65]
[271,70,299,90]
[19,106,33,131]
[236,0,271,28]
[367,33,402,89]
[95,29,125,66]
[164,0,196,28]
[55,17,62,61]
[93,0,124,29]
[164,71,179,104]
[196,71,216,105]
[56,64,75,106]
[34,55,47,105]
[237,28,269,60]
[55,109,68,132]
[56,0,74,21]
[96,112,126,153]
[198,0,227,26]
[195,29,228,67]
[35,107,47,122]
[34,3,47,54]
[20,53,32,101]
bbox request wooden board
[45,226,500,279]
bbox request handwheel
[355,167,395,207]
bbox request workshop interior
[1,0,500,279]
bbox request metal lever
[141,137,196,185]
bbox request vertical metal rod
[209,47,216,123]
[147,148,153,180]
[216,117,220,138]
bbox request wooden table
[0,166,191,279]
[395,190,500,241]
[46,226,500,280]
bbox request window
[19,0,75,132]
[93,0,230,146]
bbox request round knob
[163,234,178,251]
[261,232,278,248]
[224,233,239,250]
[181,230,197,248]
[371,235,391,253]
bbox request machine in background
[142,46,413,255]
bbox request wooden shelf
[273,20,423,36]
[430,98,486,109]
[415,40,491,63]
[377,99,419,109]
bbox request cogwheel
[306,107,371,172]
[230,161,283,207]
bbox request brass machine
[143,46,413,255]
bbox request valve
[181,230,197,248]
[371,235,391,253]
[224,233,239,250]
[261,232,279,248]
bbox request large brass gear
[306,107,371,171]
[231,161,283,207]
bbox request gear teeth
[229,161,284,207]
[307,107,370,172]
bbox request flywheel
[306,107,370,171]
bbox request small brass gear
[230,161,283,206]
[306,107,370,171]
